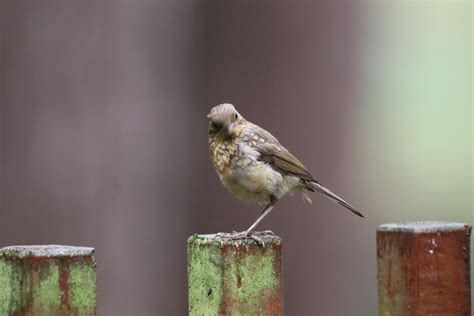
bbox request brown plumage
[208,103,363,245]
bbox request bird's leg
[245,203,275,235]
[216,197,277,246]
[241,197,277,245]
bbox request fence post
[187,234,283,315]
[377,222,471,315]
[0,245,96,315]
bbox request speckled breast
[210,138,284,205]
[209,136,238,176]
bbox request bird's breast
[211,141,298,204]
[209,137,237,176]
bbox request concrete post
[0,245,96,315]
[187,234,283,315]
[377,222,471,315]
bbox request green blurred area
[355,3,472,308]
[356,2,472,223]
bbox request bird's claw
[250,230,275,236]
[248,232,265,247]
[216,230,274,247]
[248,230,275,247]
[216,231,247,239]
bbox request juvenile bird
[208,103,363,245]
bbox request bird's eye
[234,114,238,120]
[211,121,223,131]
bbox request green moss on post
[187,234,283,315]
[0,245,96,315]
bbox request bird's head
[207,103,242,136]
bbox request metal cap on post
[187,234,283,315]
[377,222,471,315]
[0,245,96,315]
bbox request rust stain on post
[377,222,471,315]
[0,245,96,315]
[187,234,283,315]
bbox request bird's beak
[227,123,234,134]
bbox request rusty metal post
[377,222,471,315]
[0,245,96,315]
[187,234,283,315]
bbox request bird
[207,103,363,245]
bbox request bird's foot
[216,230,274,247]
[250,230,275,237]
[246,230,275,247]
[216,231,248,239]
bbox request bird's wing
[247,123,364,217]
[256,143,316,182]
[249,126,316,182]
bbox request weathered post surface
[187,234,283,315]
[377,221,471,315]
[0,245,96,315]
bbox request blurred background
[0,1,471,315]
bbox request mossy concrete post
[377,222,471,315]
[0,245,96,315]
[187,234,283,315]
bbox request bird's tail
[307,181,364,218]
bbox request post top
[188,233,282,246]
[377,221,471,233]
[0,245,95,258]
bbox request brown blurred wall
[1,1,373,315]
